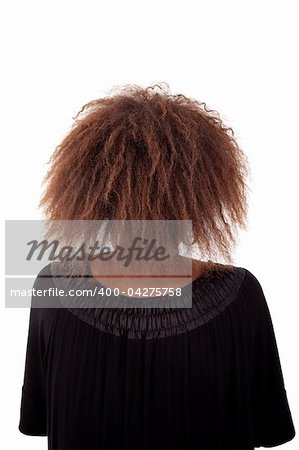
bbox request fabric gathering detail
[49,263,246,339]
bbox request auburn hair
[40,83,249,264]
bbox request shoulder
[33,263,53,285]
[233,266,271,320]
[238,267,266,299]
[33,261,69,288]
[31,263,62,309]
[203,263,269,316]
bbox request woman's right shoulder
[234,266,272,320]
[238,267,266,297]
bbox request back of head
[40,83,249,264]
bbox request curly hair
[40,83,249,264]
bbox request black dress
[19,263,296,449]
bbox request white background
[1,1,298,449]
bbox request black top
[19,263,296,449]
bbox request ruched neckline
[50,262,246,339]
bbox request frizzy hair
[40,82,249,263]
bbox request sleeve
[245,269,296,448]
[19,265,57,436]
